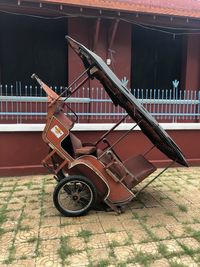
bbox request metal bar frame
[49,66,92,107]
[98,121,140,160]
[94,114,129,146]
[135,161,175,197]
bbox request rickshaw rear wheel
[53,175,97,217]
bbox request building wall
[0,129,199,177]
[184,35,200,90]
[68,18,132,88]
[68,17,200,91]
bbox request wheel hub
[72,193,80,201]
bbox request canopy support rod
[135,161,175,197]
[63,67,91,100]
[66,75,90,99]
[49,66,91,107]
[105,121,140,151]
[98,121,140,160]
[143,145,155,157]
[94,114,129,146]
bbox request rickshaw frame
[32,36,188,216]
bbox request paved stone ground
[0,167,200,267]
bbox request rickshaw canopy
[66,36,188,167]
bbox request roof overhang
[0,0,200,29]
[40,0,200,19]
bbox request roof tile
[42,0,200,18]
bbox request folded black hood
[66,36,188,167]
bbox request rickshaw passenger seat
[122,154,156,188]
[69,133,96,157]
[100,150,156,189]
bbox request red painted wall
[68,18,132,88]
[184,35,200,90]
[0,129,199,177]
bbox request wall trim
[0,123,200,132]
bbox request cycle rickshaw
[32,36,188,216]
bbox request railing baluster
[0,85,199,123]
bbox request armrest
[102,139,122,162]
[104,150,131,182]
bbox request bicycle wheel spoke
[55,177,96,216]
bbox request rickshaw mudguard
[69,155,135,205]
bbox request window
[0,12,68,93]
[131,25,183,94]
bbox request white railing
[0,84,200,123]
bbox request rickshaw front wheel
[53,175,97,217]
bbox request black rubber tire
[53,175,97,217]
[56,170,66,182]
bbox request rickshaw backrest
[69,133,97,158]
[69,133,82,152]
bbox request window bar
[0,85,2,120]
[35,85,37,121]
[11,85,14,121]
[19,81,22,123]
[5,85,8,121]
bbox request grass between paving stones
[0,205,8,225]
[177,204,188,213]
[170,263,188,267]
[1,169,200,266]
[34,177,47,258]
[96,259,110,267]
[132,205,200,266]
[77,229,92,243]
[185,226,200,243]
[4,177,46,264]
[2,183,23,264]
[58,236,76,265]
[88,259,110,267]
[114,252,157,267]
[0,183,18,226]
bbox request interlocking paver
[15,242,36,258]
[0,231,14,244]
[68,236,86,251]
[36,256,62,267]
[81,222,104,234]
[9,259,36,267]
[165,223,188,237]
[150,226,171,240]
[178,237,200,250]
[106,231,129,245]
[150,258,170,267]
[88,247,111,264]
[113,245,135,261]
[39,239,60,256]
[133,242,160,256]
[158,239,184,253]
[170,255,199,267]
[67,251,89,267]
[0,167,200,266]
[87,233,109,249]
[61,224,82,237]
[15,229,38,243]
[40,226,61,240]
